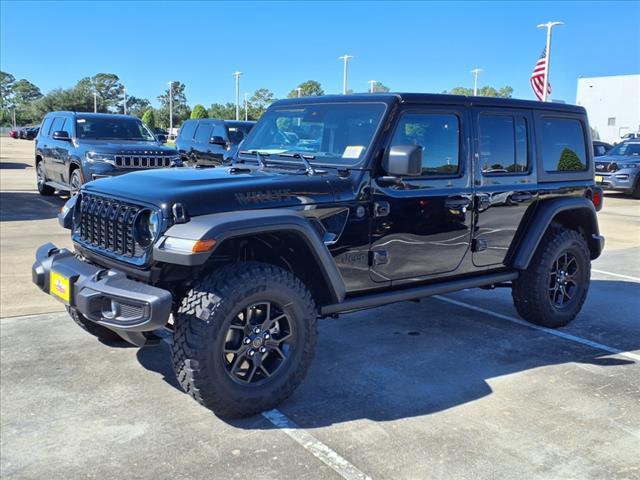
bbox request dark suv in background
[35,112,180,196]
[176,119,255,166]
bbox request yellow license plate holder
[50,271,71,303]
[595,175,603,183]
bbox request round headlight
[134,210,160,247]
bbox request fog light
[102,299,121,320]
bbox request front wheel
[512,228,591,328]
[171,262,317,418]
[69,169,82,196]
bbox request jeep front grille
[115,155,173,169]
[78,193,143,257]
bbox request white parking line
[592,269,640,283]
[433,295,640,362]
[262,409,372,480]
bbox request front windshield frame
[607,142,640,157]
[75,116,157,142]
[238,101,389,168]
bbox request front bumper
[32,243,172,345]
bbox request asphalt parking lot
[1,136,639,480]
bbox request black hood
[79,139,177,155]
[82,166,338,217]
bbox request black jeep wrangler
[33,94,604,418]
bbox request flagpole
[537,21,563,102]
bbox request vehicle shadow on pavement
[0,191,66,221]
[0,162,32,169]
[135,280,638,427]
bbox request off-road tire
[512,227,591,328]
[36,161,55,196]
[67,307,124,343]
[171,262,317,418]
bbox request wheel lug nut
[254,327,261,334]
[264,333,270,339]
[259,347,266,353]
[248,349,255,357]
[243,337,251,344]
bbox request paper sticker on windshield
[77,119,86,123]
[342,146,365,159]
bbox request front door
[370,107,473,283]
[471,108,538,267]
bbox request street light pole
[244,93,249,121]
[338,54,353,94]
[368,80,377,93]
[168,81,174,135]
[123,87,127,115]
[296,87,302,98]
[537,21,563,102]
[93,91,97,113]
[233,71,242,120]
[470,68,482,96]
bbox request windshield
[607,142,640,156]
[76,116,156,141]
[240,103,386,165]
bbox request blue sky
[1,1,639,107]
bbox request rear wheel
[512,227,591,328]
[36,161,55,196]
[171,262,317,418]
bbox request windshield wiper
[238,150,269,168]
[277,152,316,175]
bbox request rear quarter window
[540,118,587,172]
[179,121,197,140]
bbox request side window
[391,113,460,175]
[212,123,226,139]
[62,118,74,137]
[179,121,197,140]
[227,125,246,144]
[540,118,587,172]
[193,123,212,144]
[50,117,65,134]
[478,114,528,174]
[594,145,606,157]
[40,117,53,137]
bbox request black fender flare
[154,209,346,304]
[510,197,604,270]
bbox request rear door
[192,120,214,165]
[471,107,537,267]
[176,120,197,162]
[370,106,473,282]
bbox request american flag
[530,47,552,101]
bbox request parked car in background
[18,126,31,139]
[8,128,19,139]
[25,127,39,140]
[35,112,181,196]
[176,119,255,166]
[593,140,613,157]
[595,140,640,198]
[614,132,640,145]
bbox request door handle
[510,192,533,202]
[444,196,471,209]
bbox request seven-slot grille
[115,154,173,169]
[78,194,143,257]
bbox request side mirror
[383,145,423,177]
[52,130,71,141]
[210,135,227,146]
[156,134,167,143]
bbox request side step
[320,271,518,315]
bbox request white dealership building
[575,74,640,144]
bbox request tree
[142,109,156,130]
[557,148,585,171]
[287,80,324,98]
[10,79,43,125]
[76,73,125,112]
[249,88,275,119]
[158,81,190,127]
[370,81,390,93]
[191,104,208,119]
[445,85,513,98]
[122,96,150,117]
[209,102,237,120]
[1,71,15,110]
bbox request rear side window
[478,114,528,174]
[40,117,53,136]
[391,113,460,175]
[50,117,65,134]
[540,118,587,172]
[179,121,197,140]
[194,123,212,144]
